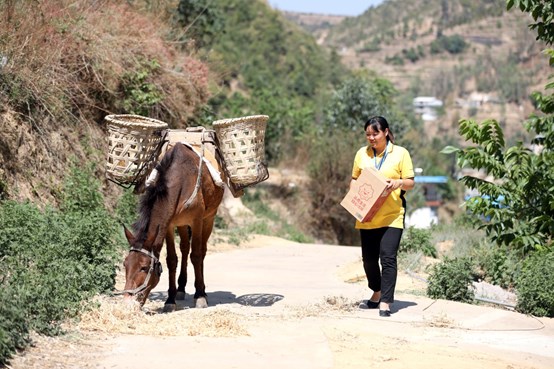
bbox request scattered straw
[423,313,458,329]
[77,295,249,337]
[285,295,359,319]
[187,310,249,337]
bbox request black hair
[364,116,395,143]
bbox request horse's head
[122,225,162,306]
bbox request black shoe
[366,299,380,309]
[379,309,391,317]
[359,299,380,309]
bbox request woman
[350,116,415,317]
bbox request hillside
[0,0,342,207]
[0,1,215,206]
[284,0,551,143]
[1,0,551,244]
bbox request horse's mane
[132,146,178,242]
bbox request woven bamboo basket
[212,115,269,187]
[105,114,168,186]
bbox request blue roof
[415,176,448,184]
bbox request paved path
[97,240,554,369]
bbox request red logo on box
[358,183,374,201]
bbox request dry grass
[0,0,212,206]
[0,0,210,128]
[76,295,249,337]
[284,295,359,319]
[76,293,356,338]
[422,313,458,329]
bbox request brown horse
[122,142,224,311]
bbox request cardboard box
[340,166,390,223]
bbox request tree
[442,0,554,255]
[176,0,224,49]
[308,73,413,245]
[507,0,554,45]
[323,71,405,133]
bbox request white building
[413,96,443,108]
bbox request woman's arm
[386,177,415,191]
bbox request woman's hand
[386,178,404,191]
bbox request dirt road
[9,235,554,369]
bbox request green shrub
[114,188,138,226]
[427,257,475,303]
[400,226,437,258]
[472,244,520,289]
[121,59,163,117]
[0,164,124,364]
[60,163,104,213]
[385,54,404,65]
[430,34,468,55]
[516,250,554,317]
[0,282,30,367]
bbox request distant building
[413,96,443,108]
[413,97,443,122]
[406,175,448,229]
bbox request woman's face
[365,125,388,150]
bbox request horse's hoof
[176,291,186,300]
[163,303,176,313]
[195,297,208,308]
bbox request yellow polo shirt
[352,143,414,229]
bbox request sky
[269,0,385,16]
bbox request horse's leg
[163,228,178,313]
[176,225,191,301]
[190,219,209,308]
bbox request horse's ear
[123,225,135,245]
[145,225,160,247]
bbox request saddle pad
[161,128,217,158]
[146,141,223,188]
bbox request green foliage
[323,72,403,132]
[114,188,138,226]
[121,59,163,116]
[434,1,554,299]
[176,0,225,48]
[0,274,31,367]
[400,227,437,258]
[60,162,104,213]
[0,165,124,365]
[427,257,476,303]
[507,0,554,45]
[442,117,553,255]
[515,249,554,317]
[472,244,520,288]
[358,38,382,52]
[0,177,7,200]
[430,34,468,55]
[402,47,422,63]
[307,73,415,245]
[185,0,346,162]
[385,54,404,66]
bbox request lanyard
[373,141,389,170]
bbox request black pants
[360,227,403,304]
